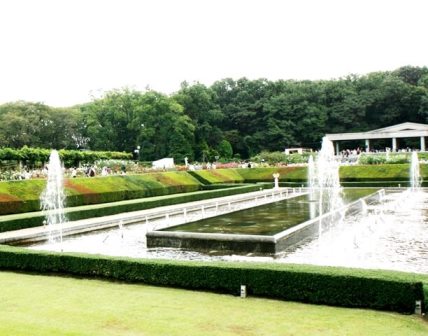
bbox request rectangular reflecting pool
[146,188,381,253]
[162,188,378,236]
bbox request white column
[365,139,370,152]
[421,136,426,152]
[335,141,339,155]
[392,138,397,152]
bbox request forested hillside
[1,66,427,161]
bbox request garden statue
[273,173,280,189]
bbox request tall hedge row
[0,147,131,166]
[0,245,424,314]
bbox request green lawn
[0,271,427,336]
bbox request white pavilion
[325,122,428,154]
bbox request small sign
[415,300,422,315]
[240,285,247,298]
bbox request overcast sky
[0,0,427,107]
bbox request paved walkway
[0,187,305,244]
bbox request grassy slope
[191,164,428,183]
[0,271,427,336]
[189,169,245,183]
[190,167,308,183]
[237,167,307,181]
[0,164,424,208]
[340,164,411,181]
[0,172,201,200]
[0,172,202,215]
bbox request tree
[82,89,195,161]
[211,78,274,156]
[0,101,82,149]
[38,107,82,149]
[392,66,428,86]
[173,82,224,160]
[81,88,145,152]
[217,139,233,159]
[263,80,327,150]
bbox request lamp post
[139,123,145,162]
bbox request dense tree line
[1,66,427,162]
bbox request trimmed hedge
[0,245,424,314]
[0,172,201,215]
[0,184,271,232]
[1,164,427,217]
[340,164,412,182]
[237,167,307,182]
[191,165,428,184]
[0,147,132,166]
[188,169,245,184]
[190,167,308,184]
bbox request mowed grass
[1,271,427,336]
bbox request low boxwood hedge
[0,245,424,314]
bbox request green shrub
[252,151,287,164]
[358,153,412,165]
[251,151,312,165]
[0,245,424,314]
[358,154,387,165]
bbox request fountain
[40,150,66,245]
[315,137,343,214]
[305,137,345,236]
[7,139,426,275]
[307,155,316,200]
[410,151,422,190]
[307,155,317,219]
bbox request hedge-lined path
[0,187,303,245]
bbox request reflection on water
[28,188,428,274]
[163,188,377,235]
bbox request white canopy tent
[152,158,175,169]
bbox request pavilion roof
[326,122,428,141]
